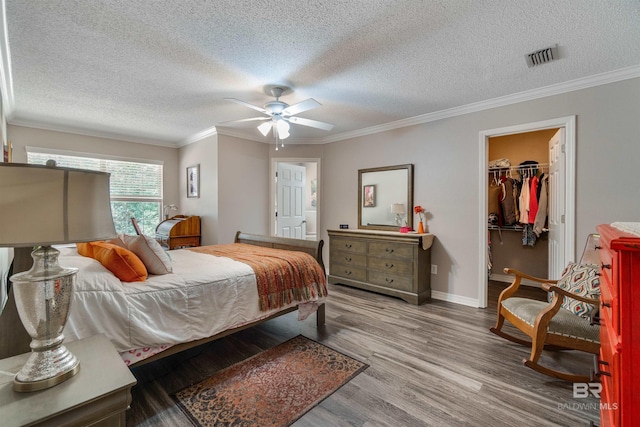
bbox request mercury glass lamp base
[9,245,81,392]
[13,344,80,392]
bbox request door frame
[270,157,321,239]
[477,116,576,308]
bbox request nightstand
[0,334,137,427]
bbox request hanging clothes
[519,176,530,224]
[522,224,536,246]
[500,176,517,225]
[528,174,539,224]
[533,173,549,237]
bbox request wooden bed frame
[0,232,326,365]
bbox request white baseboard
[431,290,480,308]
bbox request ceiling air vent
[525,45,558,68]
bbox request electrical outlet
[431,264,438,275]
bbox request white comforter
[60,247,315,353]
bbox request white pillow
[121,234,173,275]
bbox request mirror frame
[358,164,414,231]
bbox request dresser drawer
[330,238,366,254]
[599,274,619,335]
[599,316,620,426]
[598,247,618,299]
[367,256,413,275]
[368,270,413,292]
[331,251,366,268]
[330,264,367,282]
[368,241,413,259]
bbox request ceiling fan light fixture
[276,120,290,139]
[257,122,272,137]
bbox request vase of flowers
[414,205,426,234]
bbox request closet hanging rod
[488,163,550,172]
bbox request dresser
[0,334,136,427]
[155,215,201,249]
[596,224,640,426]
[328,229,434,304]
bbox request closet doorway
[478,116,576,308]
[270,158,320,240]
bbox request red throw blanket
[187,244,327,311]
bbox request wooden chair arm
[497,268,558,304]
[541,283,600,305]
[503,268,558,284]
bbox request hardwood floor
[126,282,599,426]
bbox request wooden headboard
[234,231,325,274]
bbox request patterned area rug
[173,335,368,426]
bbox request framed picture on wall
[363,184,376,207]
[187,164,200,198]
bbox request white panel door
[276,163,306,239]
[548,128,565,279]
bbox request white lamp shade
[276,120,290,139]
[257,122,272,137]
[391,203,406,214]
[0,163,117,247]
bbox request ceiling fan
[221,87,334,147]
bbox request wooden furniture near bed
[327,229,433,304]
[1,334,136,427]
[155,215,201,249]
[595,224,640,426]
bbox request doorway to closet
[478,116,576,308]
[270,158,320,240]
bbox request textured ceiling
[2,0,640,147]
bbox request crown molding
[178,125,217,147]
[318,64,640,144]
[8,118,179,148]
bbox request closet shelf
[488,163,549,172]
[488,225,549,232]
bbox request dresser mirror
[358,164,414,231]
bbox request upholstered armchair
[490,234,601,382]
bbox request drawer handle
[344,270,352,276]
[345,244,352,249]
[385,263,394,269]
[385,278,394,283]
[385,248,394,253]
[598,360,609,366]
[601,262,611,270]
[601,301,611,308]
[345,257,352,262]
[594,245,602,250]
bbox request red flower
[414,205,425,222]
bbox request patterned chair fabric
[502,297,600,344]
[547,262,600,319]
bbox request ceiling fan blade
[282,98,321,116]
[224,98,268,115]
[218,117,270,125]
[288,116,334,131]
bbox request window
[27,148,163,236]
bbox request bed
[0,232,327,367]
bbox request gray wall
[5,77,639,307]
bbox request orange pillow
[76,242,95,258]
[90,242,148,282]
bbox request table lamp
[0,162,116,392]
[391,203,406,226]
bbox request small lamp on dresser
[0,161,116,392]
[391,203,406,227]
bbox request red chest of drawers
[596,224,640,426]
